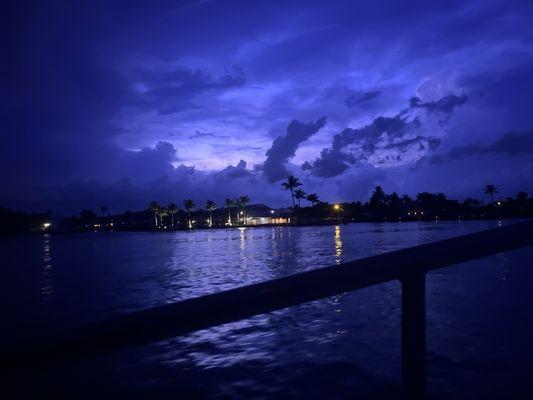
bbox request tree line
[1,177,532,234]
[148,195,251,229]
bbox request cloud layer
[2,0,533,212]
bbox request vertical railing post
[401,272,426,398]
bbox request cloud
[220,159,253,178]
[262,116,327,182]
[303,113,421,177]
[345,91,381,108]
[409,93,468,114]
[301,148,351,178]
[429,130,533,164]
[303,93,469,177]
[135,66,246,115]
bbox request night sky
[3,0,533,213]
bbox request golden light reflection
[334,225,343,264]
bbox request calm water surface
[2,221,533,398]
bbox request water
[2,221,533,398]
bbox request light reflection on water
[334,225,343,264]
[40,233,54,302]
[2,220,533,399]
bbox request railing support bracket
[401,272,426,398]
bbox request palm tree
[205,200,216,227]
[294,189,306,207]
[370,185,386,205]
[148,201,161,228]
[183,199,195,228]
[281,175,302,208]
[224,198,234,226]
[306,193,319,206]
[389,192,401,205]
[484,184,498,202]
[167,203,178,228]
[237,195,250,225]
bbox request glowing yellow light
[333,204,340,210]
[42,222,51,229]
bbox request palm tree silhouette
[484,184,498,202]
[183,199,195,228]
[282,175,302,208]
[237,195,250,225]
[370,185,386,205]
[205,200,216,227]
[167,203,178,228]
[294,189,306,207]
[224,198,234,226]
[149,201,161,228]
[306,193,319,206]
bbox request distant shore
[2,216,529,237]
[2,184,532,236]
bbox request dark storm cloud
[220,159,253,178]
[303,114,419,177]
[345,91,382,108]
[137,66,246,114]
[429,130,533,164]
[459,61,533,130]
[112,141,178,182]
[301,149,352,178]
[189,130,231,140]
[304,115,417,177]
[304,93,468,177]
[262,116,327,182]
[1,1,135,194]
[409,93,468,114]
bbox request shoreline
[2,217,527,237]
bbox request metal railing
[6,220,533,397]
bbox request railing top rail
[5,220,533,368]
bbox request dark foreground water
[2,221,533,399]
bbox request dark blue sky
[3,0,533,212]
